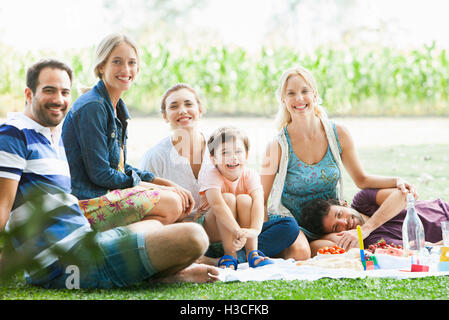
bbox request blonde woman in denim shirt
[62,34,194,231]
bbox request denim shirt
[62,80,154,200]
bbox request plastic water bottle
[402,193,426,257]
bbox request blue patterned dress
[280,123,342,240]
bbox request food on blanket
[366,239,412,257]
[317,245,345,255]
[344,248,377,266]
[299,247,363,270]
[367,239,402,254]
[345,248,364,259]
[296,256,364,271]
[375,247,409,257]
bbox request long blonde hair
[81,33,140,94]
[274,66,326,131]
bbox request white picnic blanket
[217,258,449,282]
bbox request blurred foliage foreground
[1,42,449,117]
[0,189,135,286]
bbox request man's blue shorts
[31,227,157,289]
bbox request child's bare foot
[247,250,274,268]
[217,255,238,270]
[249,254,270,266]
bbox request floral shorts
[79,186,161,232]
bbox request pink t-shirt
[198,164,263,197]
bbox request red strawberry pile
[366,239,402,254]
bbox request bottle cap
[406,193,414,203]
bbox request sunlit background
[2,1,449,295]
[2,0,449,51]
[1,0,449,117]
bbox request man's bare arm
[362,188,407,235]
[0,177,19,232]
[337,188,407,249]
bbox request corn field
[1,42,449,117]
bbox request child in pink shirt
[198,127,274,269]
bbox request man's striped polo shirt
[0,112,91,280]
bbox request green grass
[2,275,449,300]
[1,143,449,300]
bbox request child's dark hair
[299,198,340,236]
[207,126,249,157]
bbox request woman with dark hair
[140,83,300,266]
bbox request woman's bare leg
[142,190,184,225]
[279,231,311,261]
